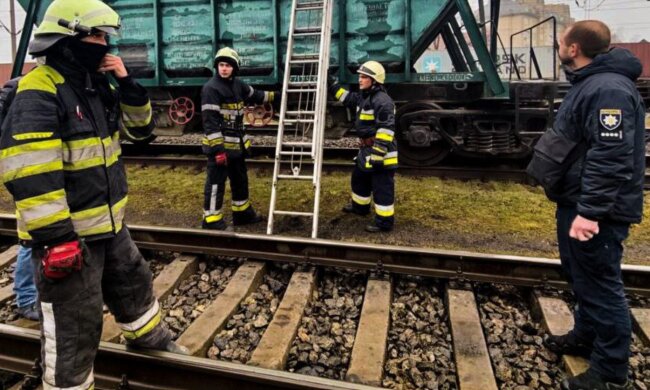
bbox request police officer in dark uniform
[528,20,645,390]
[328,61,397,233]
[201,47,276,230]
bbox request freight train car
[13,0,650,166]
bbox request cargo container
[13,0,650,165]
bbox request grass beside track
[0,165,648,265]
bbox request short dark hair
[564,20,611,58]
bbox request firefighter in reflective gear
[201,47,276,230]
[0,0,188,388]
[328,61,397,232]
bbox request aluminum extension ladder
[267,0,334,238]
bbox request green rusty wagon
[13,0,650,165]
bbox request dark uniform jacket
[201,75,274,159]
[528,47,645,223]
[0,56,154,246]
[329,82,397,171]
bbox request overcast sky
[1,0,650,64]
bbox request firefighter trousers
[203,155,258,227]
[32,227,171,390]
[350,166,395,229]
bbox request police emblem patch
[600,109,622,131]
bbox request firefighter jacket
[329,82,397,172]
[201,75,274,158]
[0,57,154,247]
[527,47,645,223]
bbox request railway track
[0,217,649,389]
[121,143,650,188]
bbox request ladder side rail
[311,0,334,238]
[268,0,300,235]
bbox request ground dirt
[1,165,648,266]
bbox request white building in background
[0,0,27,64]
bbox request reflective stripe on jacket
[329,83,397,171]
[201,76,274,158]
[0,65,154,245]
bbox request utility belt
[360,137,375,147]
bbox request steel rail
[0,325,379,390]
[121,155,538,182]
[0,215,648,295]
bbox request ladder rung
[284,118,315,124]
[278,174,314,180]
[273,210,314,217]
[289,81,317,87]
[286,110,315,116]
[294,32,321,37]
[296,6,323,11]
[287,89,317,93]
[294,27,321,34]
[282,141,313,147]
[296,2,323,10]
[280,151,313,156]
[290,59,319,64]
[292,53,319,59]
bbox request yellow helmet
[29,0,120,55]
[357,61,386,84]
[214,47,241,72]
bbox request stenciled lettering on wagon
[164,7,211,43]
[218,2,274,68]
[165,45,212,70]
[113,11,154,43]
[415,73,478,82]
[351,0,402,63]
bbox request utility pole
[10,0,17,63]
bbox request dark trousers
[350,166,395,229]
[203,156,257,226]
[32,227,170,389]
[556,206,631,381]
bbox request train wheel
[396,101,451,166]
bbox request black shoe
[233,212,264,226]
[342,203,369,216]
[562,369,630,390]
[365,224,392,233]
[16,304,39,321]
[202,220,231,231]
[544,333,593,359]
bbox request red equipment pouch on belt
[42,241,83,279]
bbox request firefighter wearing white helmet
[328,61,397,233]
[201,47,278,230]
[0,0,188,388]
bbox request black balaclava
[68,38,110,73]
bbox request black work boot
[342,203,369,216]
[365,224,392,233]
[562,369,630,390]
[202,219,232,231]
[233,211,264,226]
[544,332,593,359]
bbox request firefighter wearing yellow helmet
[328,61,397,233]
[1,1,188,388]
[200,47,278,230]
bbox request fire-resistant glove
[42,240,85,279]
[215,152,228,166]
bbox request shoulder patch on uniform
[599,109,622,131]
[599,109,623,141]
